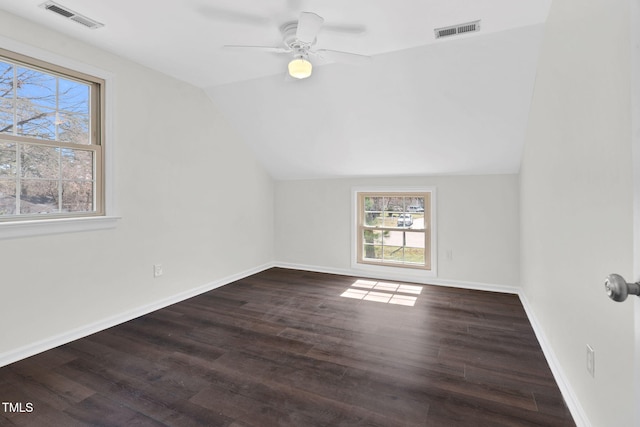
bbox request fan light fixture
[288,57,312,79]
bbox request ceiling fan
[223,11,371,80]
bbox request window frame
[352,187,437,279]
[0,38,117,239]
[0,47,104,221]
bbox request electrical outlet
[586,345,595,377]
[153,264,163,278]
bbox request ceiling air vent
[434,20,481,39]
[39,1,104,29]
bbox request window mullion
[15,143,21,215]
[402,230,406,265]
[55,76,59,142]
[93,148,98,212]
[58,147,62,213]
[11,65,17,136]
[56,76,61,214]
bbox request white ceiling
[0,0,552,179]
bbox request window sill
[0,216,121,240]
[351,261,437,284]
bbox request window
[356,190,433,270]
[0,48,104,221]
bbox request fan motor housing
[280,22,316,50]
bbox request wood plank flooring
[0,268,575,426]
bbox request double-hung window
[356,191,433,270]
[0,48,104,221]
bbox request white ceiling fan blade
[296,12,324,44]
[223,45,291,54]
[314,49,371,65]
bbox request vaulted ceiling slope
[0,0,551,179]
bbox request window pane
[363,196,384,226]
[404,230,426,250]
[0,62,13,135]
[58,78,90,114]
[383,230,406,246]
[0,99,13,134]
[62,181,93,212]
[363,244,382,261]
[16,66,56,109]
[58,112,89,144]
[407,212,425,230]
[363,229,381,245]
[21,144,59,179]
[402,197,409,210]
[404,247,425,265]
[407,197,425,211]
[363,229,382,261]
[383,245,404,263]
[0,61,13,99]
[0,142,16,176]
[364,211,380,227]
[0,179,16,215]
[16,101,55,140]
[20,179,59,214]
[61,148,93,180]
[386,196,404,214]
[364,196,384,212]
[395,213,415,228]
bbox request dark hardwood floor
[0,268,575,426]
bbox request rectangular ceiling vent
[39,1,104,29]
[434,20,481,39]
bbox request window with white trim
[0,48,104,221]
[356,191,432,270]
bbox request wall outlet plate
[153,264,163,278]
[586,344,595,377]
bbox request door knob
[604,274,640,302]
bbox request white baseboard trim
[518,292,591,427]
[274,261,520,294]
[0,262,276,368]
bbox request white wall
[0,11,274,362]
[520,0,635,425]
[275,174,519,289]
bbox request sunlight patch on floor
[340,279,423,306]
